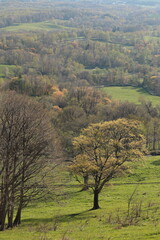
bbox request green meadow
[103,86,160,105]
[0,21,73,32]
[0,64,16,77]
[1,156,160,240]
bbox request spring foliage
[70,118,146,209]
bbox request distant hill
[121,0,160,5]
[0,0,159,5]
[102,0,160,5]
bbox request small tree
[70,118,146,210]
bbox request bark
[81,174,89,191]
[13,164,24,226]
[7,158,16,229]
[0,207,7,231]
[13,207,21,226]
[7,208,14,229]
[0,173,9,231]
[92,190,100,210]
[0,197,7,231]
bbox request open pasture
[1,156,160,240]
[0,21,72,32]
[103,86,160,105]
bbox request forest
[1,0,160,239]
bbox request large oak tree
[70,118,146,210]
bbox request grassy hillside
[0,20,73,32]
[0,64,16,77]
[1,156,160,240]
[102,86,160,105]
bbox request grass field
[102,86,160,105]
[0,20,73,32]
[1,156,160,240]
[0,64,17,77]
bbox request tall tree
[70,118,146,210]
[0,92,54,230]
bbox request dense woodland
[1,1,160,94]
[1,0,160,234]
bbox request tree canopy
[70,118,146,209]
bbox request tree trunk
[0,204,2,226]
[92,190,100,210]
[13,207,21,226]
[7,179,16,228]
[0,208,6,231]
[0,183,8,231]
[7,197,15,228]
[13,168,24,226]
[7,209,14,229]
[81,174,89,191]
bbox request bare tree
[0,91,55,231]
